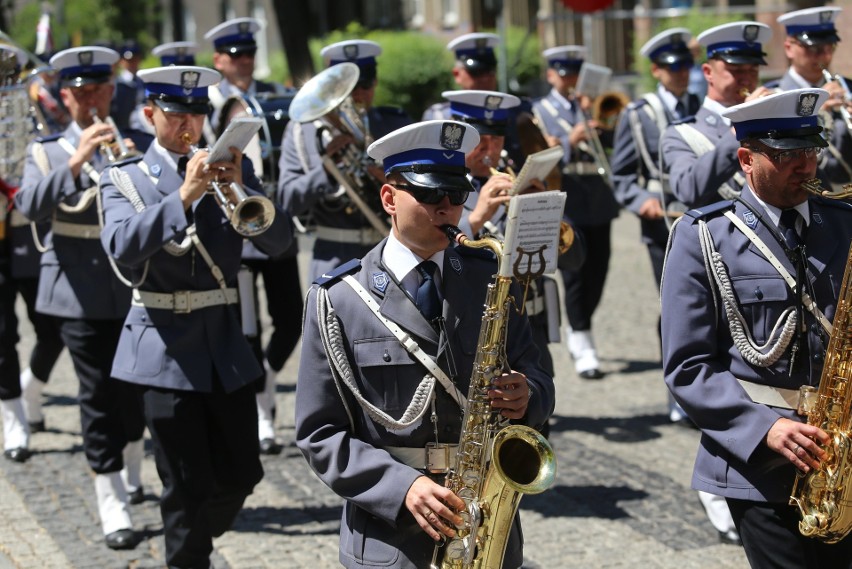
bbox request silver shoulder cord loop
[97,166,149,288]
[29,141,51,253]
[316,284,436,431]
[135,161,194,256]
[697,218,796,367]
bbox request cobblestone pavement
[0,214,749,568]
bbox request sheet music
[501,190,567,278]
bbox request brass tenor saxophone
[788,200,852,541]
[431,225,556,569]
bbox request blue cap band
[549,57,583,68]
[144,82,209,100]
[785,23,837,35]
[707,41,763,58]
[330,56,377,67]
[456,47,495,60]
[59,64,112,78]
[449,101,509,122]
[733,115,819,140]
[160,54,195,66]
[383,148,466,175]
[214,33,255,48]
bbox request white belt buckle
[173,291,192,313]
[425,443,452,474]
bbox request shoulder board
[314,258,361,287]
[671,115,696,126]
[684,200,734,220]
[34,133,62,143]
[813,195,852,211]
[455,243,497,261]
[107,155,145,169]
[373,105,408,116]
[627,99,648,111]
[763,79,780,90]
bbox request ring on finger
[793,444,800,455]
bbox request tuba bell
[288,62,389,235]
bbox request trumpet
[821,68,852,131]
[180,132,275,237]
[739,87,751,99]
[90,107,141,162]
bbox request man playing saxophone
[295,120,554,569]
[662,88,852,567]
[99,65,293,568]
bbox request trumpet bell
[231,194,276,236]
[288,62,360,123]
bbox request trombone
[90,107,141,162]
[180,132,276,237]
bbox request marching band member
[768,7,852,187]
[611,29,700,423]
[660,21,774,210]
[15,45,150,550]
[295,119,553,568]
[533,45,619,380]
[99,65,293,568]
[205,16,298,455]
[662,87,852,567]
[279,38,410,282]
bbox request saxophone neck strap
[340,274,468,410]
[723,209,832,334]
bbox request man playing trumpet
[15,46,151,551]
[768,7,852,188]
[98,65,293,568]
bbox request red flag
[561,0,615,13]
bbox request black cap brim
[397,169,474,194]
[152,98,211,115]
[462,58,496,75]
[755,133,828,150]
[62,75,112,88]
[714,52,767,66]
[795,30,841,46]
[655,52,694,67]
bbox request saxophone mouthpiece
[440,224,467,246]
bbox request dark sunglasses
[394,184,469,206]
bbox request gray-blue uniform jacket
[14,123,151,319]
[532,90,620,227]
[765,70,852,186]
[295,240,554,569]
[661,186,852,502]
[278,106,411,279]
[611,92,700,246]
[98,145,293,392]
[660,105,743,209]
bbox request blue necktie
[675,100,686,119]
[779,209,803,249]
[415,260,441,322]
[177,156,189,179]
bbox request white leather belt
[315,225,384,246]
[525,293,546,317]
[563,162,601,176]
[736,378,818,415]
[131,287,238,313]
[9,209,29,228]
[385,444,459,474]
[52,220,100,239]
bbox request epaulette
[106,155,144,169]
[34,133,62,143]
[813,194,852,211]
[373,105,408,117]
[670,115,696,126]
[684,200,734,220]
[627,99,648,111]
[763,79,780,90]
[314,258,361,287]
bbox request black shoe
[718,529,742,546]
[4,447,32,463]
[28,420,45,433]
[128,487,145,505]
[105,528,140,550]
[259,438,283,455]
[578,369,604,380]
